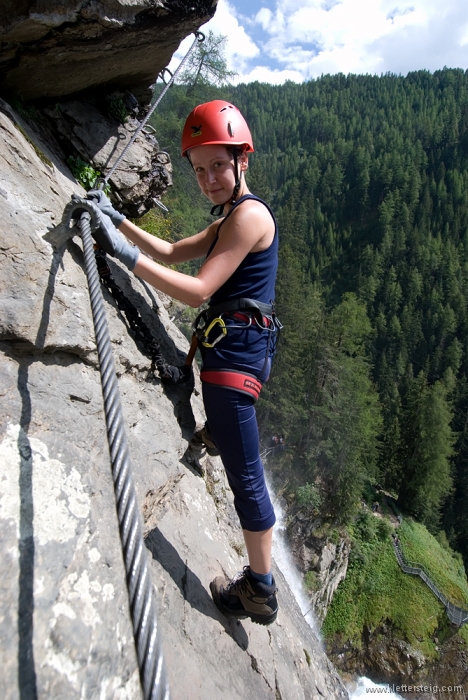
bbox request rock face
[311,538,351,622]
[0,1,212,216]
[0,99,349,699]
[426,635,468,700]
[328,621,428,685]
[44,98,173,216]
[328,621,468,700]
[0,1,217,101]
[288,513,351,623]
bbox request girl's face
[189,144,247,205]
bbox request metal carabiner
[201,316,227,348]
[158,67,173,86]
[152,198,169,213]
[223,313,253,330]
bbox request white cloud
[239,66,304,84]
[200,0,260,78]
[255,8,273,31]
[166,0,258,78]
[369,2,468,75]
[260,0,426,76]
[168,0,468,84]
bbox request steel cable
[78,211,170,700]
[103,31,204,186]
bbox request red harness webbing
[200,369,263,402]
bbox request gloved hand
[87,189,125,227]
[65,196,139,270]
[92,207,140,271]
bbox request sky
[170,0,468,85]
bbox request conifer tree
[397,376,454,530]
[178,31,236,94]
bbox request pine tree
[397,375,454,530]
[178,31,236,94]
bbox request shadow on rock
[96,257,197,438]
[145,527,249,651]
[16,360,38,699]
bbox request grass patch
[304,570,319,592]
[398,519,468,607]
[107,94,128,124]
[14,123,53,168]
[323,509,468,658]
[323,511,445,657]
[67,156,109,192]
[135,208,173,242]
[10,96,43,123]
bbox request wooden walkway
[392,540,468,627]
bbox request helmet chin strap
[210,148,241,217]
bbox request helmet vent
[228,122,234,137]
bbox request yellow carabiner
[202,316,227,348]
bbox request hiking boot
[192,424,219,456]
[210,566,278,626]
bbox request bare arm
[119,218,218,264]
[132,199,274,307]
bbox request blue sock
[249,568,273,586]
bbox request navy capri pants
[202,358,276,532]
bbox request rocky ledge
[0,1,217,101]
[328,621,467,700]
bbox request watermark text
[366,684,465,695]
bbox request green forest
[147,66,468,572]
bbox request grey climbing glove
[86,189,126,227]
[65,196,139,270]
[92,207,140,271]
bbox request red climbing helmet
[181,100,254,157]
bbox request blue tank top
[207,194,278,306]
[202,194,279,369]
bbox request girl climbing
[86,100,280,626]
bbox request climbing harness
[191,297,282,400]
[193,297,280,338]
[101,31,205,188]
[94,249,191,384]
[65,201,170,700]
[200,368,263,402]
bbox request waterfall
[266,474,404,700]
[267,474,321,640]
[349,677,404,699]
